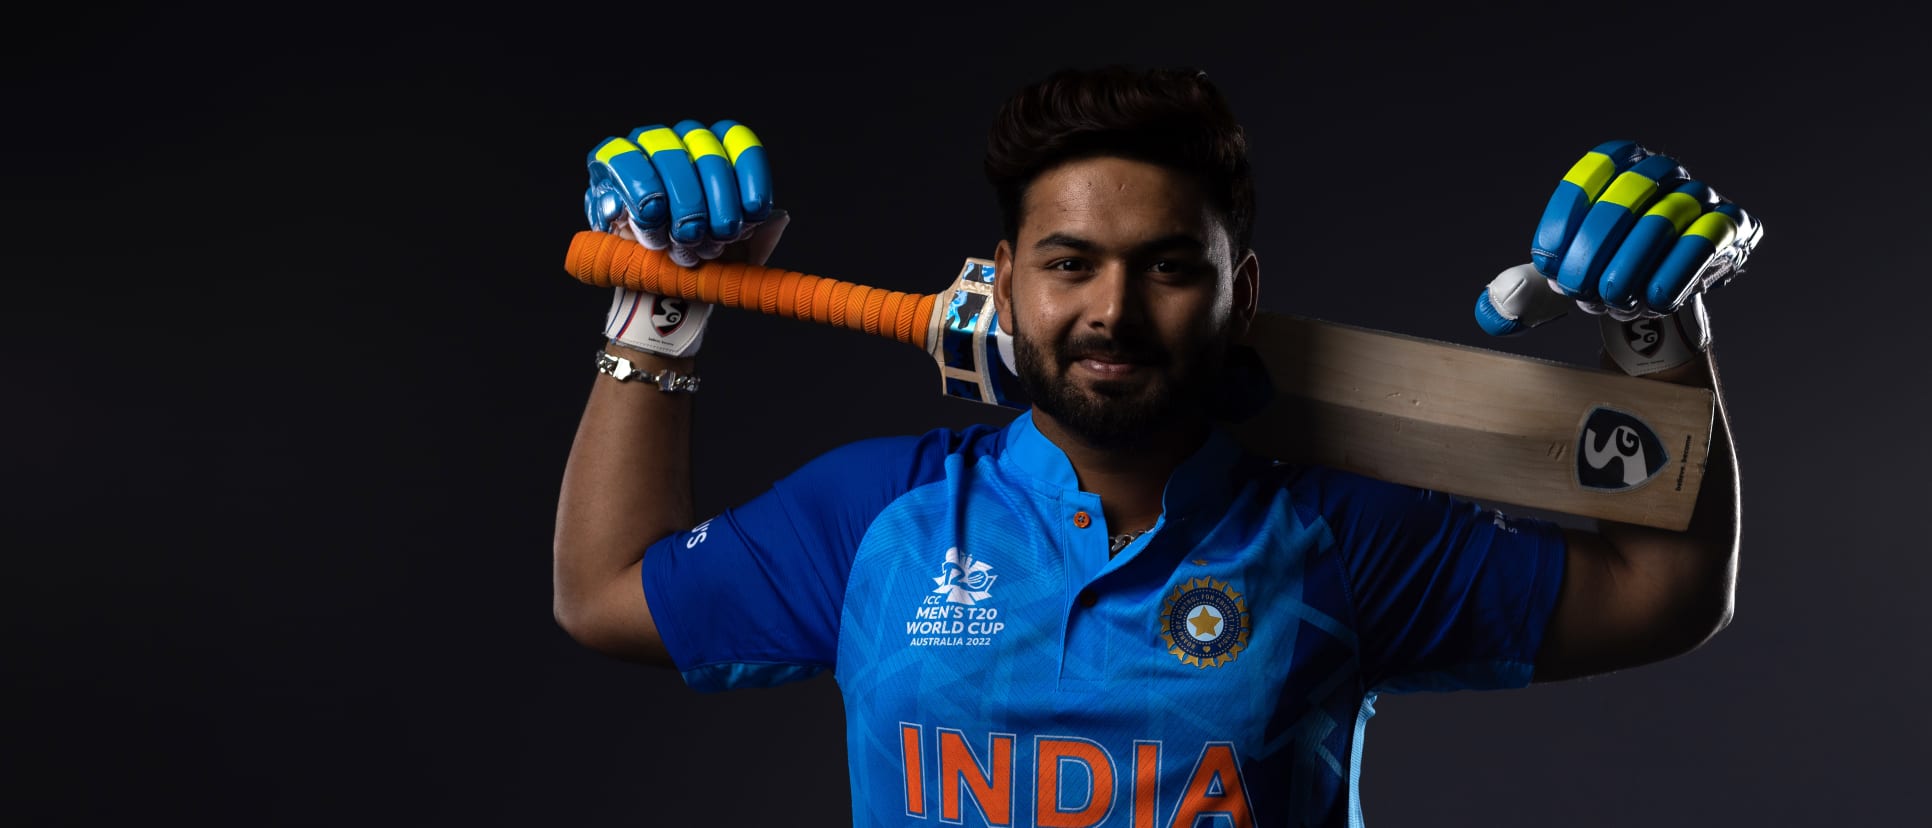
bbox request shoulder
[1251,460,1469,534]
[786,421,1009,492]
[1254,459,1440,507]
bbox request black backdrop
[9,3,1927,825]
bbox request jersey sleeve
[1300,468,1568,694]
[639,428,977,693]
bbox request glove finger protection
[1530,140,1648,274]
[586,135,672,249]
[585,121,781,357]
[1644,201,1761,312]
[1476,140,1763,375]
[711,120,773,223]
[628,124,717,261]
[1476,141,1649,336]
[1550,153,1690,304]
[1531,141,1762,316]
[1596,180,1720,313]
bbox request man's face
[993,156,1257,448]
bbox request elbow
[1700,543,1740,639]
[1710,584,1736,635]
[551,575,671,666]
[551,576,607,652]
[1669,577,1736,657]
[1706,590,1736,640]
[553,596,626,657]
[551,554,610,650]
[1661,537,1740,656]
[553,593,594,647]
[1688,593,1734,650]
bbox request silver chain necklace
[1110,527,1153,556]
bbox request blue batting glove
[1531,140,1763,317]
[581,120,784,357]
[1475,141,1764,341]
[584,120,777,267]
[1476,141,1766,376]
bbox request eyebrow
[1031,232,1208,256]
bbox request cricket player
[553,65,1753,827]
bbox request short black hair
[984,65,1255,255]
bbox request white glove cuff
[604,287,713,358]
[1600,296,1710,376]
[594,210,791,359]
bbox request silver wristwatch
[595,348,701,392]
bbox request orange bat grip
[565,230,937,349]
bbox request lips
[1078,359,1138,375]
[1072,353,1153,376]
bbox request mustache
[1061,334,1167,365]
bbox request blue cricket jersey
[641,410,1567,827]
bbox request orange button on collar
[1072,511,1092,529]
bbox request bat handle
[564,230,938,349]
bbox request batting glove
[1475,140,1763,375]
[584,120,780,357]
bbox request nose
[1085,261,1148,333]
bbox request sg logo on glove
[651,297,689,337]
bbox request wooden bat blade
[1232,313,1713,530]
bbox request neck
[1029,409,1209,534]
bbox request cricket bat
[565,230,1714,530]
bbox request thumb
[1475,262,1573,336]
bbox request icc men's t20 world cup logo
[933,547,997,606]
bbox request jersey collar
[1001,409,1243,521]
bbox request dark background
[8,3,1926,825]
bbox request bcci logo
[651,297,689,337]
[932,547,996,605]
[1160,578,1250,668]
[1577,406,1668,491]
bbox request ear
[1230,248,1260,343]
[993,238,1016,334]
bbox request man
[553,66,1747,827]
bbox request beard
[1012,324,1229,449]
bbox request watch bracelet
[594,348,700,392]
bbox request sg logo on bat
[1576,407,1669,491]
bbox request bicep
[1321,471,1566,692]
[1533,528,1709,682]
[555,491,852,673]
[634,433,966,688]
[556,496,839,672]
[564,559,671,666]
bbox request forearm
[1598,347,1740,645]
[1536,347,1739,681]
[552,342,696,649]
